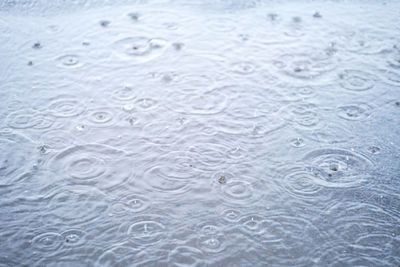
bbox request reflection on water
[1,0,400,266]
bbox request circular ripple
[136,98,158,110]
[168,246,204,266]
[231,61,256,75]
[221,209,242,223]
[290,138,305,148]
[213,172,263,206]
[318,201,400,264]
[280,103,323,129]
[43,185,109,225]
[31,232,63,252]
[339,69,378,91]
[111,194,149,216]
[198,235,226,253]
[166,88,228,115]
[141,121,183,145]
[337,103,373,121]
[84,108,117,127]
[110,84,137,103]
[0,131,37,186]
[61,229,86,247]
[112,37,167,63]
[127,215,167,245]
[97,243,140,266]
[50,144,133,190]
[303,148,373,188]
[6,109,55,129]
[278,85,316,102]
[273,52,336,79]
[142,151,200,195]
[40,130,76,150]
[57,54,80,67]
[47,96,85,118]
[280,166,323,199]
[379,69,400,86]
[259,213,325,265]
[239,214,267,236]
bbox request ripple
[97,243,140,266]
[379,69,400,86]
[290,137,305,148]
[50,144,133,190]
[221,209,242,223]
[303,148,373,188]
[57,54,80,67]
[278,85,316,102]
[258,213,325,265]
[337,103,373,121]
[110,84,137,103]
[141,120,183,145]
[31,232,63,252]
[40,130,76,150]
[111,194,149,216]
[0,131,37,186]
[206,17,236,32]
[6,109,55,129]
[168,246,204,266]
[166,88,228,115]
[231,61,256,75]
[239,215,267,236]
[272,52,336,80]
[127,215,167,245]
[280,166,324,199]
[280,103,323,129]
[339,69,378,91]
[213,172,263,206]
[387,53,400,69]
[47,95,85,118]
[84,108,117,127]
[198,236,225,253]
[142,151,200,195]
[367,146,381,154]
[318,201,400,264]
[61,229,86,247]
[136,98,158,110]
[112,36,167,63]
[43,185,109,225]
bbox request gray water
[1,0,400,266]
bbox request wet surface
[1,0,400,266]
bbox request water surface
[1,0,400,266]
